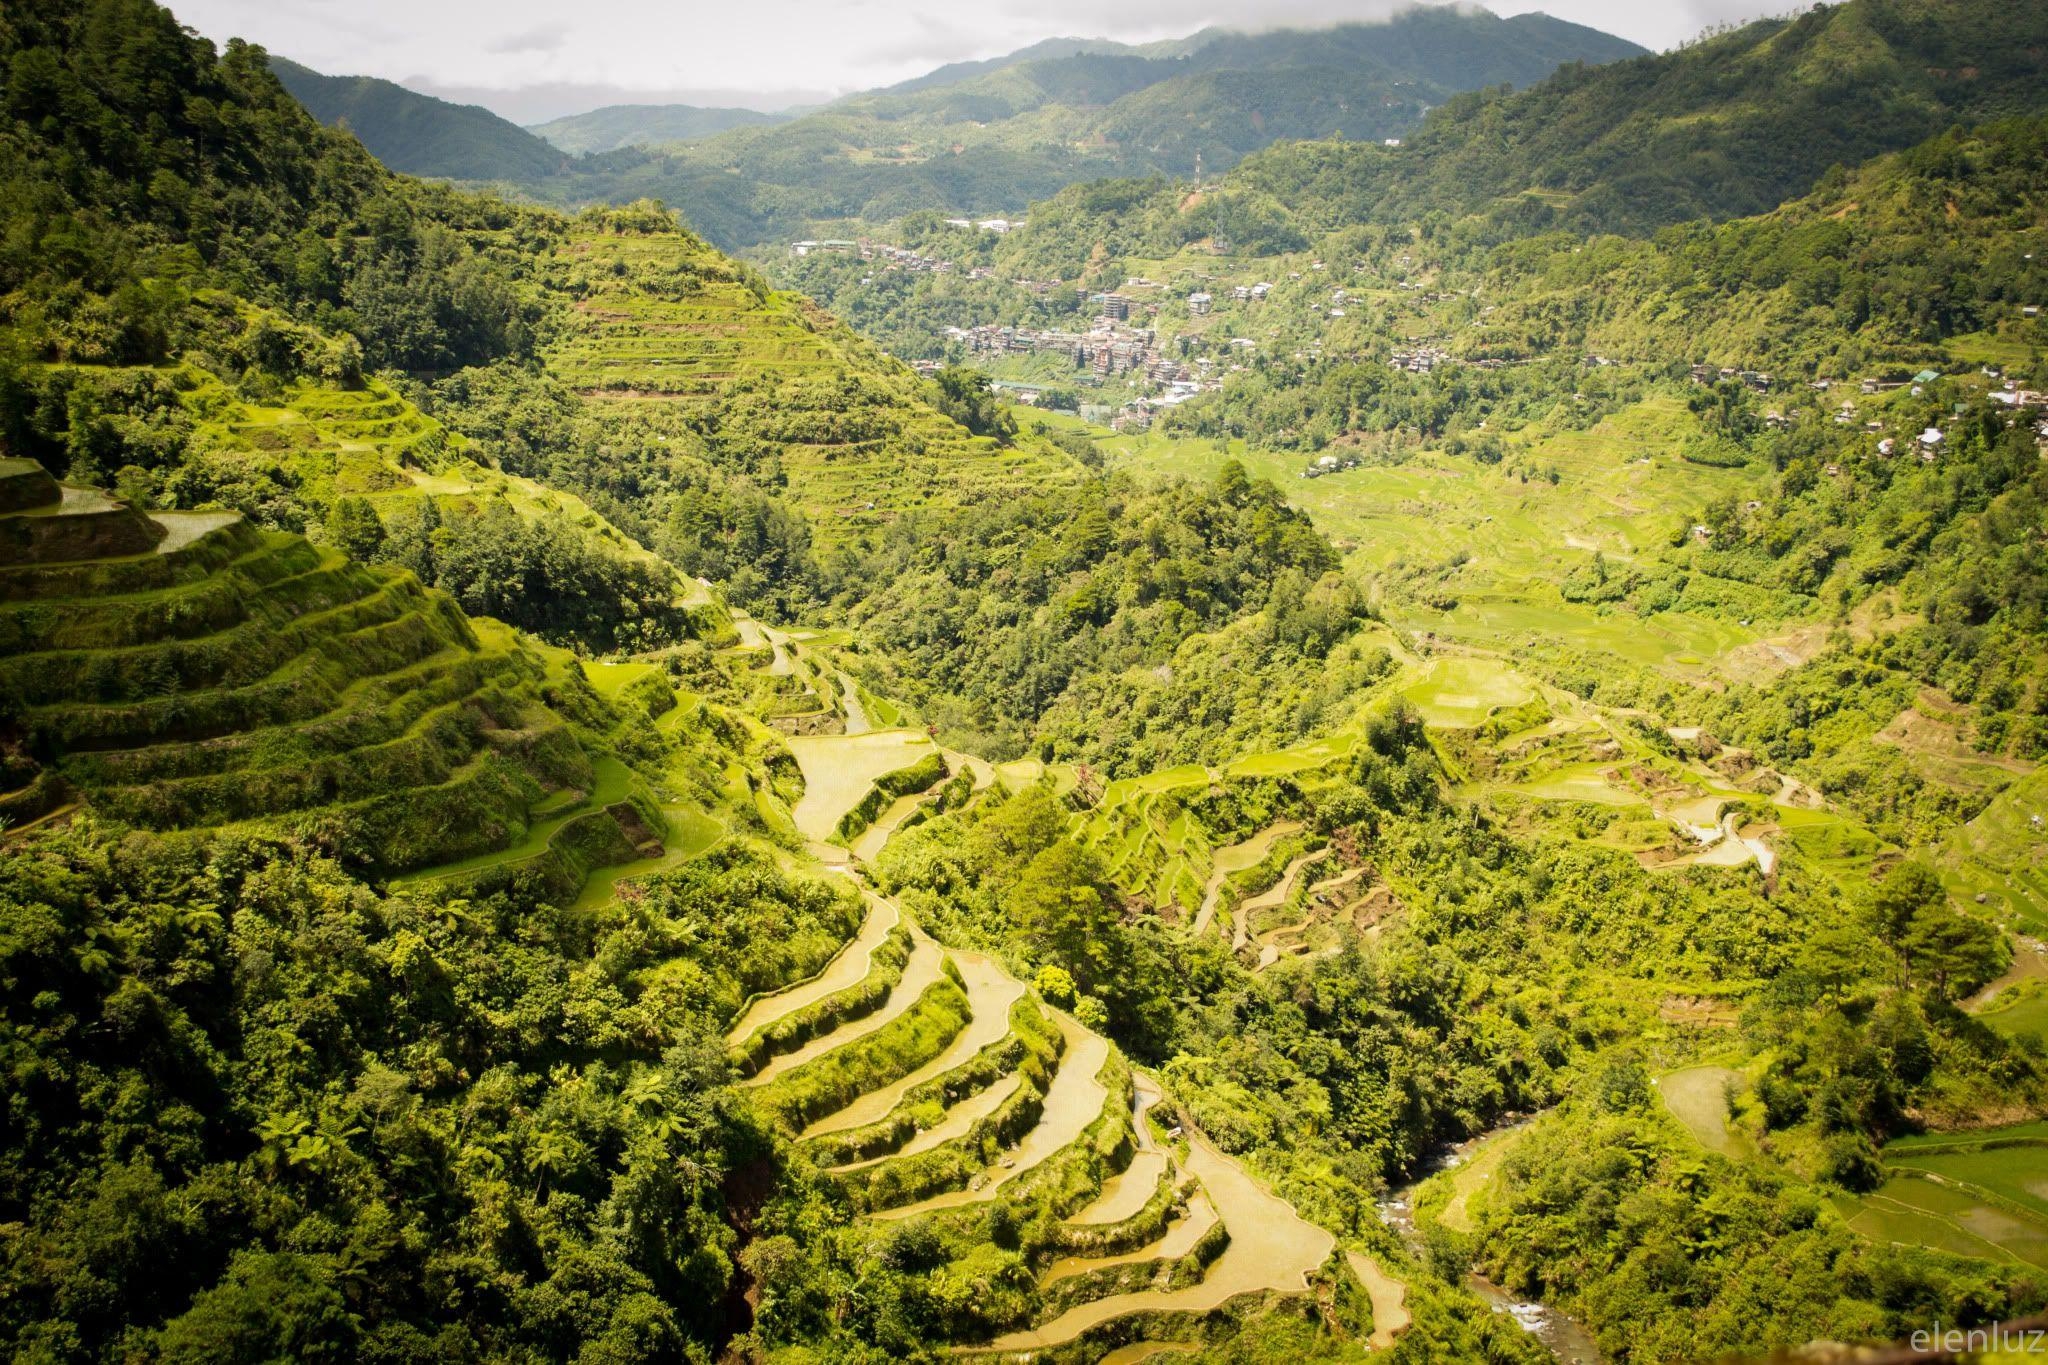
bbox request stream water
[1378,1123,1605,1365]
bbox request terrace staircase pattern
[0,460,635,878]
[727,674,1390,1359]
[536,226,1078,549]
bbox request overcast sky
[167,0,1791,123]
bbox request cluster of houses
[788,237,971,276]
[1390,345,1453,375]
[1762,365,2048,468]
[1187,282,1287,314]
[1689,364,1776,393]
[944,319,1197,385]
[1301,452,1364,479]
[1108,381,1208,433]
[1988,380,2048,409]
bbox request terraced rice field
[743,926,948,1087]
[1256,864,1371,969]
[1401,656,1538,728]
[1937,770,2048,936]
[726,672,1354,1352]
[1836,1124,2048,1268]
[1346,1250,1412,1350]
[874,1013,1112,1220]
[802,948,1024,1138]
[850,791,935,864]
[396,755,636,884]
[1094,398,1779,682]
[987,1131,1336,1351]
[1234,847,1331,951]
[726,894,902,1043]
[0,466,617,877]
[1979,986,2048,1040]
[536,228,1079,548]
[1042,1193,1221,1286]
[1191,822,1301,937]
[1656,1065,1748,1159]
[785,729,939,843]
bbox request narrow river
[1378,1121,1604,1364]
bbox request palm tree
[529,1128,577,1199]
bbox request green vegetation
[988,0,2048,258]
[369,10,1641,252]
[527,104,788,156]
[8,0,2048,1359]
[1467,1109,2037,1361]
[268,57,569,181]
[836,752,950,842]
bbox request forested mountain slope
[1231,0,2048,238]
[527,103,788,156]
[972,0,2048,282]
[269,57,570,181]
[348,8,1640,250]
[5,1,2048,1362]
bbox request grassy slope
[534,219,1082,546]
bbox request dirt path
[1191,822,1302,937]
[1234,849,1332,951]
[873,1012,1111,1220]
[802,948,1024,1137]
[741,926,946,1088]
[988,1131,1335,1350]
[1346,1250,1411,1349]
[724,893,899,1043]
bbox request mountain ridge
[265,7,1646,250]
[527,102,791,155]
[5,0,2048,1361]
[267,55,570,181]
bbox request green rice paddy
[1092,398,1788,682]
[1400,657,1537,728]
[1835,1123,2048,1268]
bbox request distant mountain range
[267,7,1646,249]
[527,104,790,156]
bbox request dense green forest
[268,58,571,182]
[946,0,2048,285]
[4,0,2048,1361]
